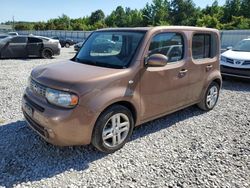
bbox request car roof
[242,38,250,41]
[97,26,219,33]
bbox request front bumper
[54,48,61,56]
[22,89,96,146]
[221,65,250,79]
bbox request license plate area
[23,102,34,117]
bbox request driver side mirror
[226,46,232,50]
[145,54,168,67]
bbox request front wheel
[197,82,220,111]
[92,105,134,153]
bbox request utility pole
[12,16,15,31]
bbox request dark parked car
[0,36,61,59]
[74,41,84,51]
[52,36,76,48]
[0,35,8,40]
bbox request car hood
[221,50,250,60]
[31,60,129,95]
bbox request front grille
[243,61,250,65]
[30,79,46,97]
[24,95,45,112]
[221,65,250,77]
[226,58,234,64]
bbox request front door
[140,32,190,121]
[2,36,27,58]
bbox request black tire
[65,43,70,48]
[92,105,134,153]
[42,48,53,59]
[197,82,220,111]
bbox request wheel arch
[98,100,138,126]
[42,47,54,55]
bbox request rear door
[2,36,27,58]
[187,32,219,102]
[27,37,43,57]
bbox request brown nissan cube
[22,26,222,153]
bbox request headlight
[220,56,227,62]
[45,88,78,108]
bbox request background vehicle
[0,35,8,40]
[8,32,18,36]
[51,36,76,48]
[22,27,221,153]
[0,35,60,59]
[74,41,84,51]
[220,38,250,79]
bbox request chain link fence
[17,30,93,42]
[17,29,250,49]
[220,30,250,49]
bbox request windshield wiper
[233,49,250,52]
[75,58,123,69]
[76,58,97,65]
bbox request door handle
[179,69,188,78]
[206,65,213,71]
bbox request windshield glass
[75,31,145,68]
[232,39,250,52]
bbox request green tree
[222,0,241,22]
[15,23,33,30]
[197,15,222,29]
[170,0,199,26]
[197,0,224,29]
[223,16,250,29]
[141,0,170,26]
[33,22,46,30]
[106,6,127,27]
[89,10,105,25]
[241,0,250,18]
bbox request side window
[192,33,218,60]
[10,37,27,43]
[148,32,184,63]
[28,37,42,43]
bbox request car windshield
[75,31,145,69]
[232,39,250,52]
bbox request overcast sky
[0,0,226,23]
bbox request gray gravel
[0,48,249,188]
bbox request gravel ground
[0,48,249,188]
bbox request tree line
[5,0,250,31]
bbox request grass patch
[0,119,5,124]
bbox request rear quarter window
[192,33,218,60]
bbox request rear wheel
[42,48,53,59]
[198,82,220,111]
[92,105,134,153]
[65,43,70,48]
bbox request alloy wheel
[102,113,130,148]
[206,85,218,109]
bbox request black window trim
[147,31,185,64]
